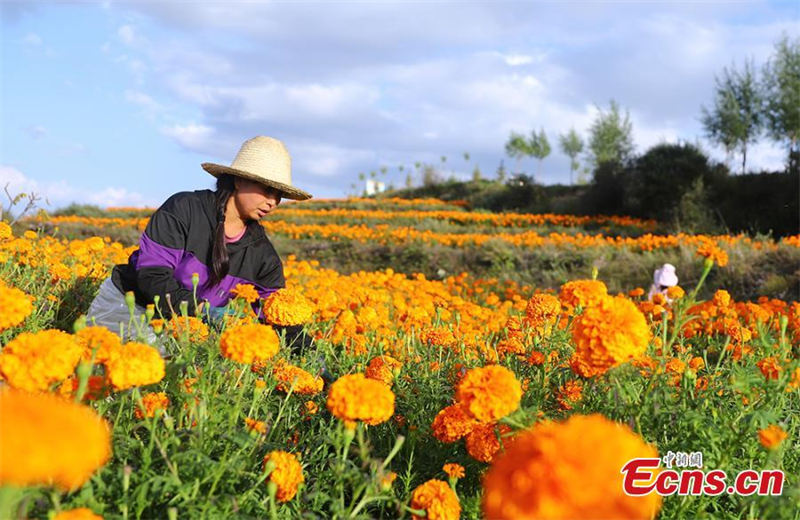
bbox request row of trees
[701,35,799,174]
[503,34,798,185]
[504,100,634,185]
[354,34,796,195]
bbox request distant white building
[365,179,386,195]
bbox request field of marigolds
[1,196,799,519]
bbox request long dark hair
[207,174,236,287]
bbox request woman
[86,136,312,348]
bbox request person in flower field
[647,263,679,303]
[87,136,313,350]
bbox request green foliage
[528,128,551,180]
[762,34,800,172]
[580,159,628,216]
[421,164,441,187]
[559,128,584,185]
[701,59,764,174]
[495,160,507,182]
[470,165,482,182]
[710,170,799,237]
[674,177,723,234]
[622,141,729,228]
[504,131,529,174]
[587,100,634,170]
[52,203,108,218]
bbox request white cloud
[160,123,215,151]
[95,1,791,190]
[21,32,42,46]
[291,142,376,178]
[0,165,153,209]
[125,89,161,113]
[117,24,136,46]
[503,54,534,66]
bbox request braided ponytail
[207,174,236,288]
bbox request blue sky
[1,0,797,209]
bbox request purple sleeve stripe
[135,232,185,270]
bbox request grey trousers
[86,277,158,344]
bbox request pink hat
[654,264,678,287]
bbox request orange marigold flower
[570,295,651,378]
[524,293,560,328]
[628,288,645,298]
[0,388,111,491]
[712,289,731,308]
[219,323,280,364]
[304,400,318,415]
[758,425,788,450]
[696,243,729,267]
[443,463,465,479]
[0,329,83,392]
[263,450,304,502]
[0,221,12,241]
[527,350,545,366]
[665,358,686,374]
[365,355,403,385]
[262,288,314,326]
[76,326,122,364]
[410,479,461,520]
[0,283,33,332]
[455,365,522,423]
[666,286,685,300]
[688,356,705,372]
[326,373,395,425]
[756,356,781,380]
[273,362,323,395]
[134,392,170,419]
[559,279,608,310]
[432,403,480,443]
[423,327,457,348]
[53,508,103,520]
[168,316,209,343]
[482,414,662,520]
[466,423,511,463]
[105,342,165,391]
[245,417,267,434]
[230,283,260,303]
[556,380,584,410]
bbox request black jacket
[112,189,285,319]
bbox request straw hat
[201,136,312,200]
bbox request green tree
[559,128,584,185]
[527,128,551,181]
[422,163,441,187]
[471,165,482,182]
[701,59,763,174]
[504,131,529,174]
[496,160,507,182]
[587,100,634,170]
[762,34,800,173]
